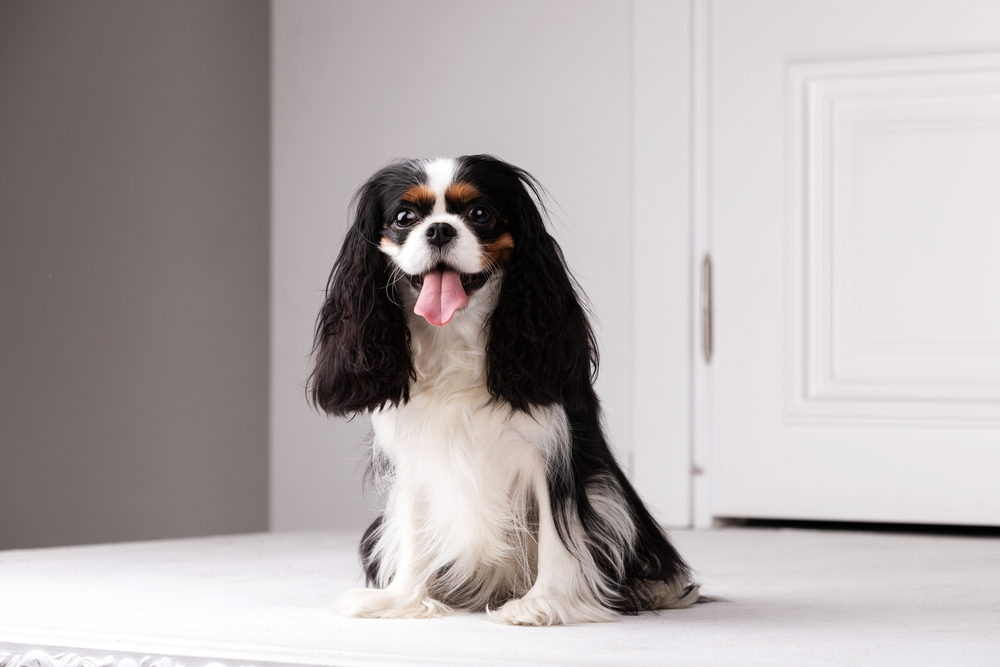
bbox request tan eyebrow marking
[445,182,481,209]
[402,184,435,208]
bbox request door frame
[631,0,713,528]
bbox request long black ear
[309,166,416,416]
[484,161,599,413]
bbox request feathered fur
[310,155,699,625]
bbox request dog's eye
[469,207,491,224]
[394,210,416,227]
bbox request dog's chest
[371,341,566,546]
[372,392,559,561]
[370,293,567,552]
[372,384,554,489]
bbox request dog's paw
[489,596,614,626]
[336,587,453,619]
[490,596,566,626]
[652,580,701,609]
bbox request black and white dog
[311,155,698,625]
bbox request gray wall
[272,0,634,531]
[0,1,270,549]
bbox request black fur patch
[309,161,426,415]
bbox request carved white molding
[0,651,247,667]
[787,51,1000,426]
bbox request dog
[310,155,699,625]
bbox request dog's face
[376,158,515,326]
[311,154,597,416]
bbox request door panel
[710,0,1000,524]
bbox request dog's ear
[309,171,414,417]
[486,166,599,413]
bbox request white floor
[0,528,997,667]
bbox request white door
[709,0,1000,525]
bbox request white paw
[489,596,615,626]
[336,587,453,619]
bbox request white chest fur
[365,279,569,605]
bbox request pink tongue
[414,269,468,326]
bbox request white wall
[272,0,636,531]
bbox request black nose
[425,222,457,248]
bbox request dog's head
[310,155,597,416]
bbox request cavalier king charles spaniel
[310,155,699,625]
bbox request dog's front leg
[336,485,452,619]
[490,469,616,626]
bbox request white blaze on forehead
[423,157,456,215]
